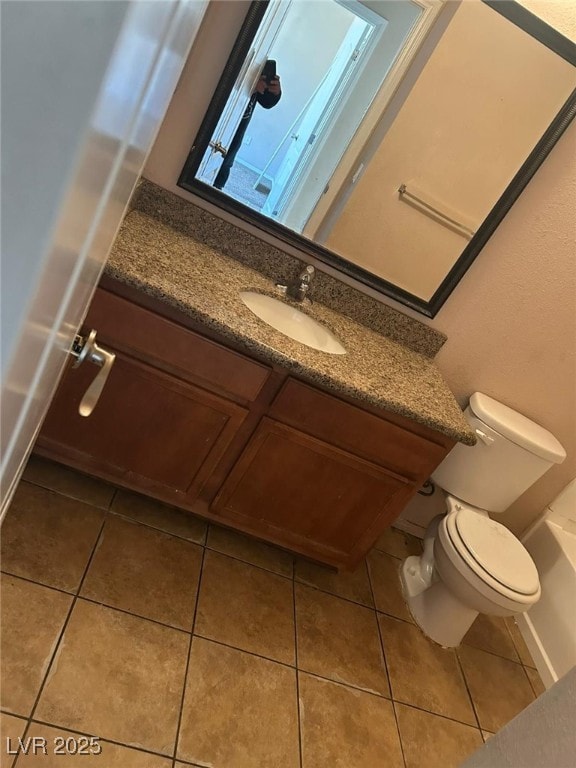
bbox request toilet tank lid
[469,393,566,464]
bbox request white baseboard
[515,612,557,690]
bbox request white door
[281,0,429,232]
[0,0,208,519]
[197,1,292,184]
[261,16,374,218]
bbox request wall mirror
[179,0,576,317]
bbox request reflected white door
[261,16,374,218]
[197,0,292,184]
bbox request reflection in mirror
[180,0,576,314]
[196,0,434,221]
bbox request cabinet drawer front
[86,289,270,402]
[270,379,447,480]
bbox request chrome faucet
[276,265,315,303]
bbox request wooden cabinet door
[38,351,248,497]
[212,418,413,568]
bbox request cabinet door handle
[70,330,116,417]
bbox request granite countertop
[105,210,475,445]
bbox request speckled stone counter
[105,209,475,445]
[133,180,448,358]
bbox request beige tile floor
[1,456,544,768]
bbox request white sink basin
[239,291,346,355]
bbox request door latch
[70,330,115,417]
[209,140,228,157]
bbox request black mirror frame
[178,0,576,318]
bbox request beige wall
[326,0,575,299]
[433,117,576,535]
[144,1,576,536]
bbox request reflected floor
[218,163,270,212]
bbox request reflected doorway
[196,0,429,233]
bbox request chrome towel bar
[398,183,476,240]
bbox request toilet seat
[438,509,540,608]
[450,508,540,595]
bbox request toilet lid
[448,509,540,596]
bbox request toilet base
[401,556,478,647]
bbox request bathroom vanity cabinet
[36,287,454,569]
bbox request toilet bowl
[402,503,541,647]
[400,393,565,648]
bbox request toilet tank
[432,393,566,513]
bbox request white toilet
[400,392,566,647]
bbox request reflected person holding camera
[214,60,281,190]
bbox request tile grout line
[191,632,297,671]
[108,507,208,547]
[294,564,417,621]
[384,697,490,731]
[17,474,116,513]
[0,711,27,721]
[460,643,526,667]
[203,545,294,582]
[1,570,195,637]
[291,668,392,703]
[503,617,537,669]
[365,556,407,768]
[21,473,208,555]
[520,663,541,699]
[0,571,194,636]
[110,510,298,581]
[374,607,417,627]
[13,510,110,768]
[292,565,304,768]
[72,595,192,636]
[0,571,76,598]
[455,650,484,735]
[171,544,207,768]
[296,577,382,612]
